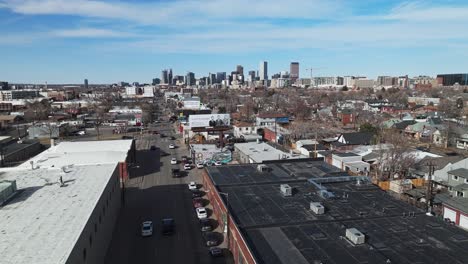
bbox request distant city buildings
[437,73,468,86]
[259,61,268,82]
[236,65,244,76]
[84,79,88,89]
[290,62,299,83]
[186,72,195,86]
[0,81,8,90]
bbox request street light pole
[219,192,229,249]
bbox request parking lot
[104,121,232,264]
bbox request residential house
[337,132,374,146]
[436,168,468,230]
[232,122,260,142]
[331,152,370,174]
[0,115,21,129]
[337,108,354,126]
[457,134,468,150]
[255,113,289,127]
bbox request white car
[196,162,204,169]
[196,207,208,219]
[184,163,192,170]
[188,181,197,190]
[141,221,153,237]
[169,144,176,149]
[171,158,177,165]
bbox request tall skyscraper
[84,79,88,89]
[248,71,256,82]
[209,73,216,85]
[290,62,299,83]
[216,72,226,84]
[259,61,268,81]
[161,69,169,84]
[168,69,173,85]
[186,72,195,86]
[236,65,244,76]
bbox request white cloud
[51,28,133,38]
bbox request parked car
[203,232,220,247]
[172,168,181,178]
[141,221,153,237]
[209,247,223,257]
[181,156,188,162]
[184,163,192,170]
[188,181,197,190]
[161,218,175,235]
[192,198,203,208]
[169,144,175,149]
[200,218,213,232]
[196,207,208,219]
[150,145,157,151]
[192,190,204,198]
[170,136,176,140]
[171,158,177,165]
[196,162,204,169]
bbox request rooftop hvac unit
[280,184,292,197]
[310,202,325,215]
[257,164,270,173]
[345,228,365,245]
[0,180,17,206]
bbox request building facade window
[453,175,459,181]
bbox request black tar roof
[340,132,374,145]
[206,160,468,264]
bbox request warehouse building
[202,159,468,264]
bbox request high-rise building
[0,81,9,90]
[152,78,160,85]
[248,71,256,82]
[161,70,169,84]
[186,72,195,86]
[290,62,299,83]
[168,69,173,85]
[259,61,268,81]
[209,73,216,85]
[216,72,226,84]
[236,65,244,76]
[436,73,468,86]
[84,79,88,89]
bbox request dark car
[170,136,176,140]
[172,168,181,178]
[203,232,221,247]
[200,218,213,232]
[192,198,203,208]
[192,190,204,198]
[209,247,223,257]
[150,145,157,151]
[162,218,175,235]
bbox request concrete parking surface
[104,122,232,264]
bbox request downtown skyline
[1,0,468,83]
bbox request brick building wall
[202,170,257,264]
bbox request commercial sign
[188,114,230,128]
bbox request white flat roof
[0,163,117,264]
[235,142,307,163]
[18,140,133,168]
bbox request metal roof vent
[257,164,270,173]
[0,180,17,206]
[280,184,293,197]
[345,228,365,245]
[310,202,325,215]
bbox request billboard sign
[189,114,230,128]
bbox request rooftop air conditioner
[310,202,325,215]
[346,228,365,245]
[257,164,270,173]
[280,184,292,197]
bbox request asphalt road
[104,122,230,264]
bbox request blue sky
[1,0,468,84]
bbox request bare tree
[375,130,416,180]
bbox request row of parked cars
[188,181,224,257]
[141,218,175,237]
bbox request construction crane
[305,67,326,88]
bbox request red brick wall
[341,113,353,125]
[263,128,276,142]
[118,162,128,181]
[202,170,257,264]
